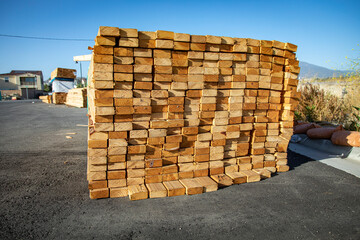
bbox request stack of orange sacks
[87,26,300,200]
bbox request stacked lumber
[39,95,52,104]
[51,67,76,102]
[87,26,300,200]
[51,68,76,80]
[52,92,67,104]
[66,88,87,108]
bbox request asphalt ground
[0,101,359,239]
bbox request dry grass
[295,82,360,130]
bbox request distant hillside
[299,61,350,79]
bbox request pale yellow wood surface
[210,174,233,187]
[163,180,186,197]
[253,169,272,179]
[179,178,203,195]
[128,184,148,201]
[145,183,167,198]
[195,177,218,192]
[240,170,261,183]
[226,172,247,184]
[110,187,128,198]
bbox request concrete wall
[7,75,17,85]
[0,90,21,97]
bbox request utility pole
[80,61,83,85]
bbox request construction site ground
[0,101,359,239]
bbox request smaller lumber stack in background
[39,95,52,104]
[52,92,67,104]
[51,68,76,104]
[66,88,87,108]
[51,68,76,80]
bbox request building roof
[0,70,43,77]
[0,79,18,90]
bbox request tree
[43,83,52,92]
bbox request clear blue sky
[0,0,359,80]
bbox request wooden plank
[253,169,272,179]
[95,36,116,46]
[51,67,76,79]
[174,33,190,42]
[191,35,206,43]
[210,174,233,187]
[119,38,139,47]
[108,179,126,188]
[88,171,106,181]
[88,180,107,190]
[156,30,174,40]
[194,176,218,192]
[128,184,148,200]
[98,26,120,36]
[89,188,109,199]
[163,180,186,197]
[127,178,145,186]
[145,175,163,184]
[226,172,247,184]
[179,178,203,195]
[155,40,174,49]
[88,140,107,149]
[145,183,167,198]
[110,187,128,198]
[120,28,138,37]
[285,42,297,52]
[276,165,290,172]
[240,170,261,183]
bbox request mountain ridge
[299,61,351,79]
